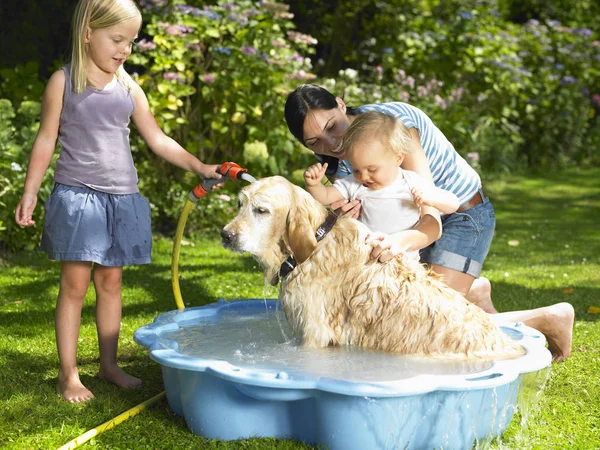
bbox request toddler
[304,111,459,260]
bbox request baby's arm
[304,162,344,206]
[15,70,65,227]
[131,83,221,181]
[411,185,459,214]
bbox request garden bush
[1,0,599,251]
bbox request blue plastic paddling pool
[134,298,551,450]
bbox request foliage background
[1,0,599,249]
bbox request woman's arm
[131,83,220,179]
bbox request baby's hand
[15,193,38,227]
[304,162,328,187]
[365,231,399,262]
[411,186,435,208]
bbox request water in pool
[164,304,503,383]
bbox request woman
[284,84,574,362]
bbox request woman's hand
[330,198,361,219]
[365,231,403,262]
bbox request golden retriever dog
[221,176,524,359]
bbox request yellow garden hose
[171,198,195,310]
[56,391,166,450]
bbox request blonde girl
[15,0,221,402]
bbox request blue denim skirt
[419,190,496,277]
[41,183,152,266]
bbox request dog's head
[221,176,329,285]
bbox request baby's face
[349,140,402,190]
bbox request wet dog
[221,176,524,359]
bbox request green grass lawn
[1,168,598,450]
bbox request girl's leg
[56,261,94,403]
[430,265,498,313]
[93,264,141,389]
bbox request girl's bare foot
[58,369,95,403]
[466,277,499,314]
[98,365,142,389]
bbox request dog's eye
[254,207,269,215]
[237,200,242,210]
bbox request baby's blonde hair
[343,111,413,160]
[70,0,141,93]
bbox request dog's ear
[286,189,318,264]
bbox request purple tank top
[54,66,139,194]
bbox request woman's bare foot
[495,302,575,363]
[58,369,95,403]
[98,365,142,389]
[466,277,498,314]
[537,303,575,362]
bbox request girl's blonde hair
[343,111,413,159]
[70,0,141,93]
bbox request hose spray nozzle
[190,162,250,201]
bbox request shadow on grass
[0,251,265,332]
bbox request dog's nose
[220,229,236,246]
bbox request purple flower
[560,76,577,85]
[593,94,600,108]
[163,72,184,82]
[241,46,257,55]
[202,73,216,84]
[200,10,222,20]
[176,5,201,16]
[136,39,156,51]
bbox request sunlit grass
[0,168,598,449]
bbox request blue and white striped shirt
[335,102,481,206]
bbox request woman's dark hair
[284,84,358,176]
[284,84,339,146]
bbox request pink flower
[202,73,216,84]
[593,94,600,108]
[467,152,480,163]
[218,194,231,202]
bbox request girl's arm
[15,70,65,226]
[130,83,220,180]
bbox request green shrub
[0,98,55,252]
[127,0,318,232]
